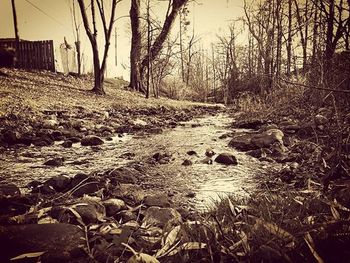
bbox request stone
[0,183,21,198]
[61,140,73,148]
[214,153,238,165]
[2,130,20,145]
[186,150,197,156]
[132,119,148,126]
[81,135,104,146]
[103,198,126,216]
[116,210,137,222]
[44,157,64,166]
[236,119,265,130]
[68,136,81,143]
[247,149,266,158]
[182,159,193,166]
[205,148,216,157]
[144,194,170,207]
[229,134,258,151]
[73,202,106,224]
[44,175,71,192]
[118,184,145,205]
[186,192,196,198]
[152,151,171,163]
[0,223,85,263]
[42,119,59,129]
[141,207,182,229]
[251,129,284,148]
[70,173,100,197]
[108,167,141,184]
[201,157,213,164]
[51,130,64,141]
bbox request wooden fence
[0,40,55,71]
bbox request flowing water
[0,113,269,209]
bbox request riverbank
[0,69,349,262]
[0,68,231,262]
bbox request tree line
[74,0,349,101]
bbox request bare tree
[77,0,120,94]
[129,0,189,95]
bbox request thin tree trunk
[287,0,292,75]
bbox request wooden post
[11,0,20,67]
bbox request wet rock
[42,119,59,129]
[116,210,137,222]
[0,183,20,198]
[186,192,196,198]
[215,153,238,165]
[61,140,73,148]
[141,207,182,229]
[205,148,216,157]
[182,159,193,166]
[247,148,266,158]
[144,194,170,207]
[44,175,71,192]
[132,119,148,126]
[108,167,142,184]
[2,129,20,145]
[229,134,257,151]
[32,135,54,147]
[0,223,85,263]
[68,136,81,143]
[74,202,106,224]
[103,198,126,216]
[81,135,104,146]
[118,184,145,205]
[251,129,284,148]
[44,157,64,167]
[70,173,100,197]
[147,126,163,134]
[235,119,265,130]
[152,151,171,164]
[201,157,213,164]
[186,150,197,156]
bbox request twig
[279,77,350,94]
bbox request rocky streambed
[0,106,303,262]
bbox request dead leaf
[66,207,85,226]
[304,233,324,263]
[127,253,160,263]
[255,218,295,243]
[228,198,237,217]
[155,225,181,258]
[330,206,341,220]
[38,216,58,224]
[10,251,46,260]
[167,242,207,257]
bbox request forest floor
[0,68,349,263]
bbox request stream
[0,113,271,210]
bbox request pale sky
[0,0,245,78]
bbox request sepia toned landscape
[0,0,349,262]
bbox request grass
[0,67,220,118]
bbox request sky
[0,0,245,79]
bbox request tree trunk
[129,0,142,91]
[287,0,292,75]
[91,43,105,94]
[140,0,188,74]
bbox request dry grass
[0,68,218,117]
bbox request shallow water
[0,113,269,209]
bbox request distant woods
[74,0,349,100]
